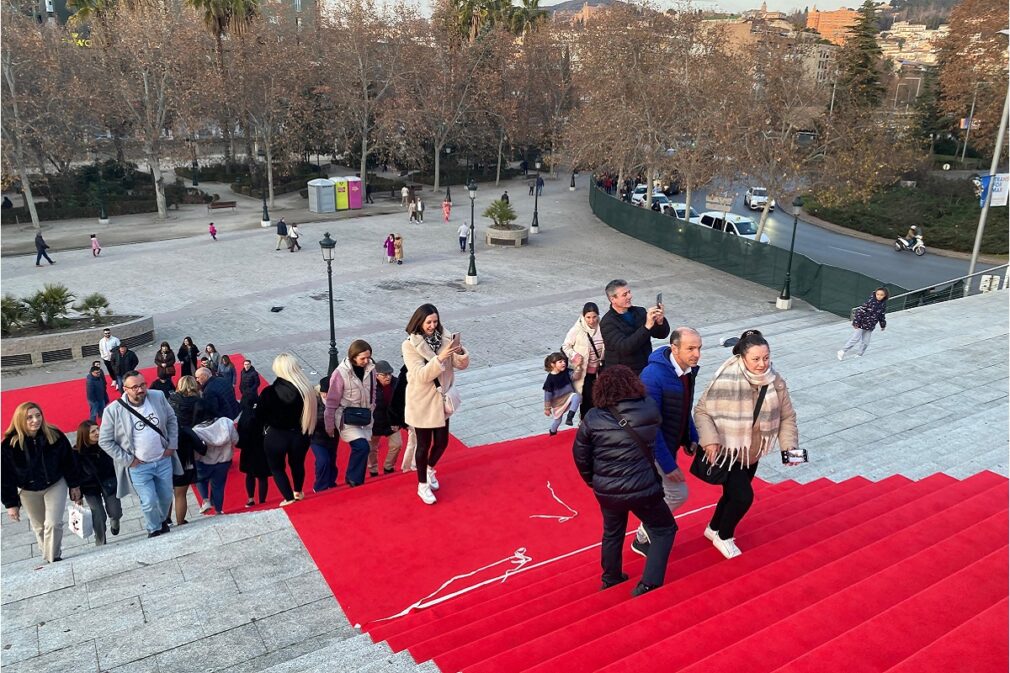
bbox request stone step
[258,632,379,673]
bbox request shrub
[74,293,111,320]
[483,200,518,229]
[1,294,26,335]
[22,283,75,329]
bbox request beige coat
[694,372,798,466]
[561,317,605,394]
[402,332,470,429]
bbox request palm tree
[508,0,546,36]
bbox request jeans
[459,236,467,251]
[195,461,231,513]
[83,491,123,545]
[35,249,54,264]
[636,461,689,543]
[600,495,677,588]
[414,424,449,483]
[129,457,174,533]
[841,328,873,356]
[310,441,339,492]
[263,427,308,501]
[345,438,370,486]
[709,461,760,539]
[89,401,105,423]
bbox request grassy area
[806,177,1008,255]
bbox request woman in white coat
[324,340,377,487]
[401,304,469,504]
[562,302,606,420]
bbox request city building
[878,20,949,67]
[703,17,837,87]
[806,6,860,46]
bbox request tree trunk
[15,163,40,229]
[495,127,505,186]
[683,182,692,222]
[550,127,558,178]
[755,200,772,242]
[148,152,167,219]
[112,132,126,166]
[266,144,275,207]
[433,146,441,190]
[359,129,369,194]
[645,164,653,209]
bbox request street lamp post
[260,161,271,228]
[570,170,576,192]
[466,180,478,286]
[776,196,804,310]
[319,232,340,376]
[531,160,541,234]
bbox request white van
[689,211,770,244]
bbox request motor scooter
[894,234,926,256]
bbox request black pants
[245,475,269,503]
[263,427,308,501]
[709,461,759,539]
[600,495,677,587]
[102,358,116,380]
[414,423,449,484]
[580,372,597,418]
[35,249,54,264]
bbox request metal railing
[854,264,1009,314]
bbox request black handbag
[341,374,374,427]
[690,384,768,485]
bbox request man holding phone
[599,279,670,375]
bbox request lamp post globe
[319,232,340,375]
[777,196,804,310]
[466,180,478,286]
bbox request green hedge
[805,177,1008,255]
[2,200,158,224]
[413,165,524,186]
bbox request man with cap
[367,360,403,476]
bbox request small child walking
[393,234,404,265]
[288,223,302,251]
[542,352,582,436]
[208,222,218,241]
[838,287,888,360]
[90,233,101,257]
[383,234,395,263]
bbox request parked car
[630,185,666,207]
[690,211,770,243]
[744,187,776,211]
[666,203,699,220]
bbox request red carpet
[4,372,1007,672]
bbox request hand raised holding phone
[438,332,462,361]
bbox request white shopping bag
[68,501,94,539]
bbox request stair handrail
[851,263,1009,314]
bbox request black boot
[565,410,576,426]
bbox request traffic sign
[705,193,735,211]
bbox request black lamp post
[570,170,576,191]
[257,149,270,227]
[319,232,340,375]
[466,180,478,286]
[777,196,804,310]
[531,160,541,234]
[445,184,452,203]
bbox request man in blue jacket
[195,367,241,420]
[85,365,109,422]
[632,327,702,558]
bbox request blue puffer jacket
[85,373,109,406]
[853,294,887,331]
[572,397,663,508]
[640,347,699,474]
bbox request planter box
[1,315,154,370]
[485,226,529,247]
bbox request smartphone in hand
[656,292,663,308]
[450,332,461,350]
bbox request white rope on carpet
[528,480,579,523]
[359,502,717,628]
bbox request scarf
[423,331,442,355]
[700,355,780,467]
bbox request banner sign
[976,174,1009,208]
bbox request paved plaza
[1,175,1007,672]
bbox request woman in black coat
[572,365,677,596]
[167,375,203,525]
[177,336,200,378]
[73,420,123,545]
[237,403,270,506]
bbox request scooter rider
[905,225,919,247]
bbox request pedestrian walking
[90,233,102,257]
[73,421,123,546]
[177,337,200,378]
[208,222,218,241]
[257,353,315,506]
[562,302,605,420]
[99,328,120,381]
[529,181,535,196]
[365,183,374,204]
[536,175,544,196]
[457,223,469,252]
[324,340,378,487]
[384,234,396,263]
[501,190,510,204]
[368,360,403,476]
[310,378,339,492]
[442,198,451,223]
[401,185,409,208]
[416,197,425,223]
[287,223,302,251]
[838,288,888,360]
[275,218,289,251]
[35,232,55,266]
[408,199,418,223]
[394,234,404,265]
[85,365,109,422]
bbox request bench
[207,201,237,212]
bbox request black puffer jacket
[1,431,79,508]
[572,396,663,507]
[257,378,305,432]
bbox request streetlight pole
[961,82,985,164]
[776,196,804,310]
[319,232,340,376]
[968,85,1010,277]
[531,160,541,234]
[260,161,271,227]
[466,180,478,286]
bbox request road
[682,189,998,291]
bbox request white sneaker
[703,526,719,542]
[712,536,742,559]
[836,350,845,361]
[417,483,436,505]
[199,501,212,514]
[427,467,440,490]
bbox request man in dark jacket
[85,366,110,422]
[599,279,669,374]
[368,360,403,476]
[239,360,260,409]
[34,232,55,266]
[633,327,701,558]
[195,367,240,420]
[111,344,139,392]
[275,218,289,251]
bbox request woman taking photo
[154,342,177,382]
[401,304,469,505]
[694,329,800,559]
[177,337,200,378]
[257,353,315,506]
[167,375,203,524]
[73,420,123,545]
[203,343,221,373]
[1,402,81,563]
[562,301,606,419]
[323,340,377,487]
[572,366,676,596]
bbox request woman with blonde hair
[73,420,123,545]
[257,353,316,506]
[167,375,203,522]
[1,402,81,563]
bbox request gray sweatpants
[841,328,873,356]
[636,462,689,543]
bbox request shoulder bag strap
[752,385,769,426]
[585,331,602,363]
[608,406,654,464]
[117,398,167,440]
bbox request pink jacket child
[208,222,218,241]
[442,200,451,223]
[90,234,101,257]
[383,234,396,263]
